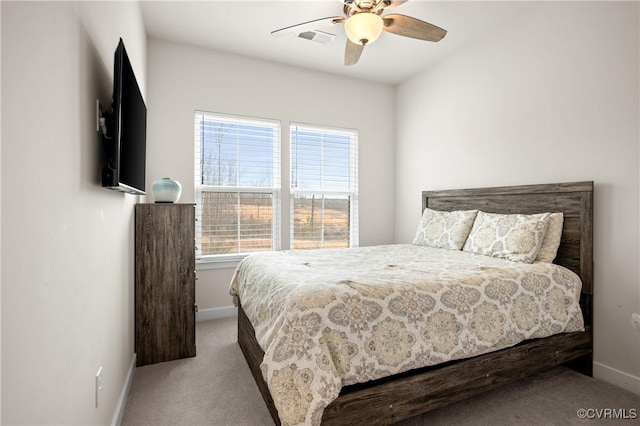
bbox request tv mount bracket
[96,100,113,140]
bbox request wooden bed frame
[237,181,594,426]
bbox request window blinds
[194,112,280,258]
[290,123,358,249]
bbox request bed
[232,181,593,426]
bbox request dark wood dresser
[135,203,196,366]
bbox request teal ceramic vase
[152,178,182,203]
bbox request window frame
[289,122,359,250]
[194,111,281,267]
[194,114,359,269]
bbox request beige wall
[1,1,146,423]
[395,1,640,391]
[146,39,396,312]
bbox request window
[290,123,358,249]
[194,112,280,262]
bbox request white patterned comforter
[229,244,584,426]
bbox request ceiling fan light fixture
[344,13,384,45]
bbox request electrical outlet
[95,366,103,408]
[632,313,640,332]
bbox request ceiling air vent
[298,30,336,45]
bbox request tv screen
[102,38,147,195]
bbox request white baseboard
[593,361,640,395]
[196,305,237,322]
[111,353,137,426]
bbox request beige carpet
[122,317,640,426]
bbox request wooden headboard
[422,181,594,326]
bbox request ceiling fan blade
[271,16,345,38]
[344,39,365,66]
[382,14,447,42]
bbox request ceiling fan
[271,0,447,66]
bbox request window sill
[196,254,247,270]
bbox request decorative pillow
[413,208,478,250]
[462,211,551,263]
[535,212,564,263]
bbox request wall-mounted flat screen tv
[102,38,147,195]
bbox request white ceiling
[140,1,534,85]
